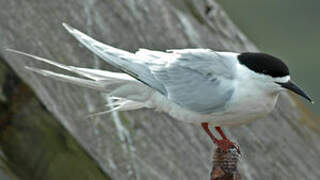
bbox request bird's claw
[216,139,241,154]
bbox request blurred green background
[217,0,320,115]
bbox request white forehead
[274,75,290,83]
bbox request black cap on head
[238,52,289,78]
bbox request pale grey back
[150,49,236,114]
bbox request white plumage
[7,23,295,126]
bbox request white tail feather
[87,98,145,118]
[25,66,108,91]
[8,49,153,115]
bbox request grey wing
[63,23,167,94]
[63,24,237,113]
[151,49,237,114]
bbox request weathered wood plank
[0,59,111,180]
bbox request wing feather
[63,24,238,113]
[151,50,237,113]
[62,23,167,94]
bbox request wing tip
[62,22,75,33]
[62,22,89,41]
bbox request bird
[7,23,313,152]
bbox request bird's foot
[201,123,241,154]
[215,139,241,154]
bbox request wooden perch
[211,147,241,180]
[1,0,320,179]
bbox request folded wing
[63,24,237,114]
[151,49,237,113]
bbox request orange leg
[201,122,219,144]
[215,127,227,139]
[201,123,240,153]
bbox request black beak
[277,80,313,103]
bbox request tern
[7,23,313,152]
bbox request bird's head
[238,52,313,103]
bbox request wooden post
[211,147,241,180]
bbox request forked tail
[7,50,153,114]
